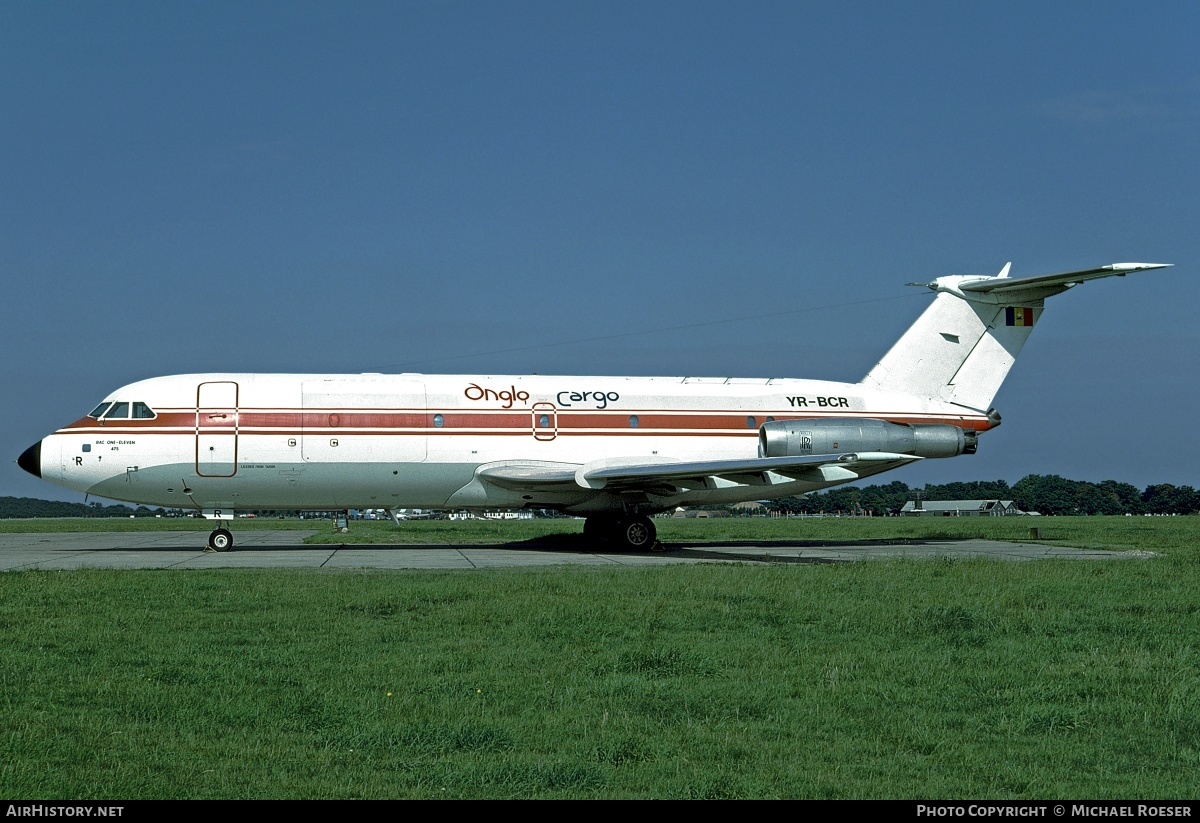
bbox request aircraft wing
[478,452,922,495]
[959,262,1172,294]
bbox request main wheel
[615,516,656,550]
[208,528,234,552]
[583,517,611,542]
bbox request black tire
[208,528,233,552]
[616,516,656,550]
[583,516,614,543]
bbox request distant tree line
[4,474,1198,519]
[0,497,177,519]
[764,475,1200,516]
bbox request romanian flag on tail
[1005,307,1034,327]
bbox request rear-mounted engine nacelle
[758,418,977,459]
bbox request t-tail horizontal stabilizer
[861,262,1174,412]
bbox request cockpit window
[94,401,155,420]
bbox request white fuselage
[35,372,990,515]
[23,262,1171,530]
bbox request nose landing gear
[206,525,234,552]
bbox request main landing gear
[583,514,660,551]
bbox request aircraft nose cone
[18,441,42,479]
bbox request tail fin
[860,262,1172,412]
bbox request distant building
[899,499,1025,517]
[482,510,534,520]
[672,508,732,518]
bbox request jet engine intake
[758,418,977,459]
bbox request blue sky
[3,0,1196,502]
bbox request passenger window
[132,402,156,419]
[104,402,130,419]
[88,402,112,419]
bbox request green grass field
[1,516,1198,798]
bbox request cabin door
[196,381,239,477]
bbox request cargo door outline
[301,379,427,463]
[196,381,239,477]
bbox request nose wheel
[207,527,234,552]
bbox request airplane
[17,261,1173,551]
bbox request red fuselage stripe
[59,408,992,437]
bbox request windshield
[92,400,156,420]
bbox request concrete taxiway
[0,530,1146,572]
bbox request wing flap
[475,453,922,497]
[578,452,921,490]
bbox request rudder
[859,262,1171,412]
[861,290,1040,411]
